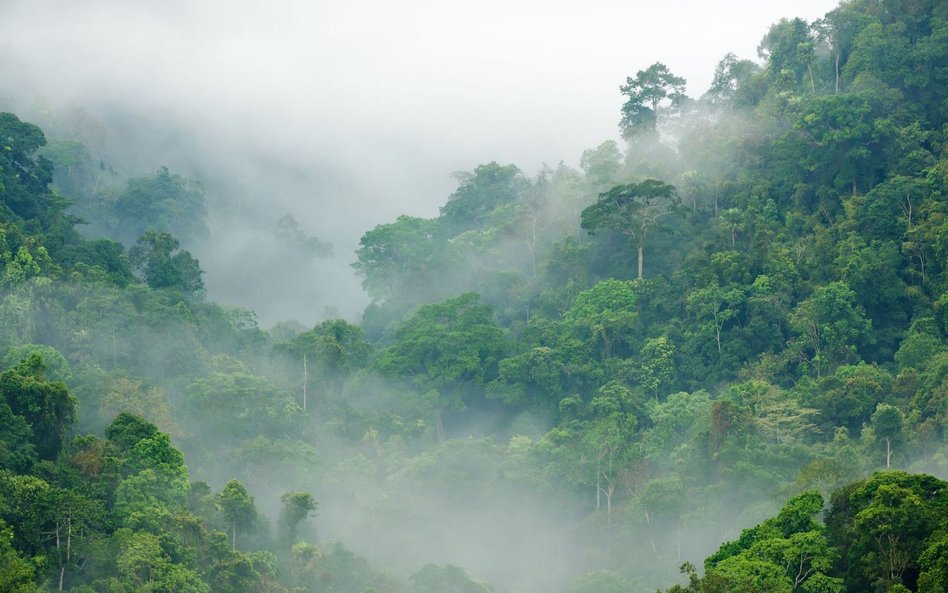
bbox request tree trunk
[302,353,308,411]
[595,475,601,510]
[61,513,72,591]
[644,510,657,553]
[55,520,63,591]
[605,480,614,526]
[530,215,538,278]
[637,242,644,280]
[835,50,840,94]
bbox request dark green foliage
[0,112,55,224]
[0,400,35,472]
[374,293,509,415]
[3,2,948,593]
[439,162,527,232]
[128,229,204,293]
[106,412,160,451]
[619,63,687,137]
[0,354,76,461]
[581,179,679,279]
[826,472,948,592]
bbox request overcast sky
[0,0,842,323]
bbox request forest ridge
[1,1,948,593]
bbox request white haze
[0,0,839,326]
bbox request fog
[0,4,841,584]
[0,0,841,326]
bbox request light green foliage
[353,215,441,302]
[635,335,675,397]
[410,564,492,593]
[894,318,945,371]
[687,282,747,358]
[185,368,303,442]
[788,282,872,378]
[107,414,190,520]
[562,279,639,362]
[580,141,623,193]
[0,243,54,287]
[287,542,390,593]
[279,491,316,544]
[0,519,39,593]
[112,166,208,246]
[217,479,257,549]
[639,476,684,527]
[705,52,763,107]
[568,570,634,593]
[273,213,332,257]
[274,318,372,407]
[703,491,843,593]
[758,18,817,92]
[489,346,565,408]
[0,470,53,556]
[93,375,179,439]
[114,468,188,520]
[114,528,208,593]
[553,381,642,520]
[230,436,319,482]
[869,404,905,468]
[642,391,711,463]
[918,536,948,593]
[1,343,71,383]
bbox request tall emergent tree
[581,179,679,279]
[619,63,687,138]
[217,479,257,549]
[279,491,317,545]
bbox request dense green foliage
[2,1,948,592]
